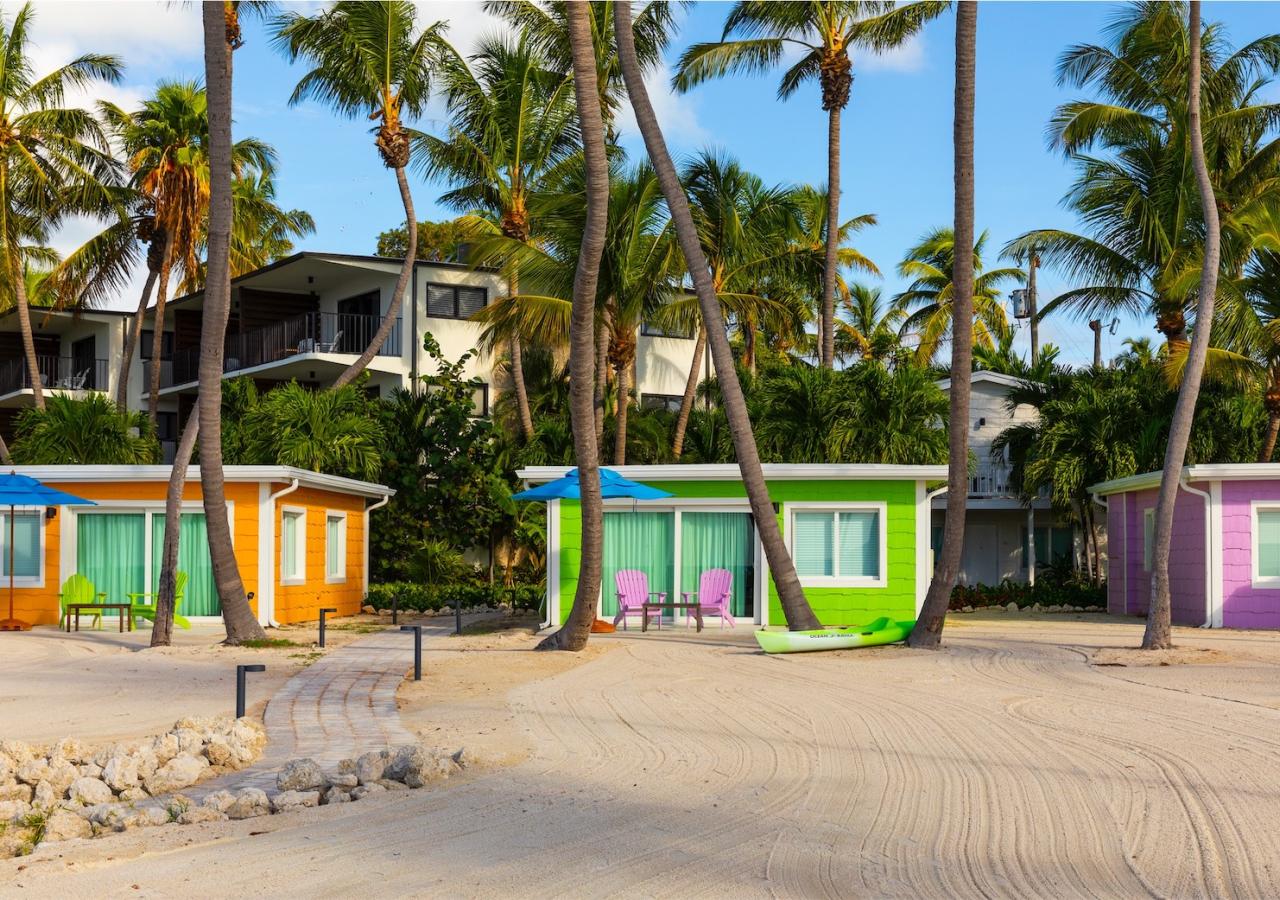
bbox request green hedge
[367,582,542,613]
[948,578,1106,611]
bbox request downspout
[263,478,299,627]
[1174,474,1214,628]
[364,492,391,601]
[923,485,949,609]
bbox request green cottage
[517,464,949,629]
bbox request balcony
[160,311,401,389]
[0,355,109,404]
[971,461,1019,498]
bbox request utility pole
[1089,319,1103,369]
[1027,250,1040,366]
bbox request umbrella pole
[0,504,31,632]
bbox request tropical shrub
[948,578,1106,611]
[11,394,160,464]
[366,582,541,613]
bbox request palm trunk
[1143,0,1219,650]
[9,255,45,412]
[202,2,265,644]
[334,167,415,387]
[614,356,629,465]
[0,432,11,465]
[594,312,609,450]
[1027,251,1039,366]
[909,0,978,650]
[538,0,606,651]
[506,265,536,442]
[615,0,819,630]
[118,246,164,409]
[146,250,174,426]
[744,315,757,376]
[671,326,705,457]
[821,105,841,370]
[1261,413,1280,463]
[1088,505,1102,587]
[152,407,199,647]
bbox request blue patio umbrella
[0,472,96,632]
[511,467,673,501]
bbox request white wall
[635,334,698,403]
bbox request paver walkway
[202,622,457,793]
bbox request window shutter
[427,285,455,317]
[457,287,486,317]
[1258,510,1280,578]
[793,513,833,576]
[838,511,879,578]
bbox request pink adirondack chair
[613,569,666,630]
[683,568,735,628]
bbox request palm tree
[416,34,578,442]
[223,170,315,286]
[615,0,820,631]
[538,0,607,652]
[10,394,159,464]
[105,82,276,422]
[834,283,906,363]
[273,1,448,388]
[909,0,977,651]
[243,382,384,481]
[198,0,266,646]
[896,228,1023,364]
[1006,2,1280,350]
[972,329,1061,381]
[1144,0,1223,651]
[674,0,945,369]
[0,3,122,411]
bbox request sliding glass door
[680,512,755,617]
[602,511,674,618]
[77,510,220,615]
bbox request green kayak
[754,617,915,654]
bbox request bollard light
[400,624,422,681]
[236,664,266,718]
[455,594,463,636]
[318,607,337,648]
[391,594,399,625]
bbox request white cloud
[860,32,927,74]
[23,1,200,70]
[616,63,709,148]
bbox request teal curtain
[838,511,879,578]
[1,513,41,577]
[1259,511,1280,578]
[793,512,834,576]
[150,513,220,616]
[680,512,753,617]
[602,511,674,617]
[77,514,145,603]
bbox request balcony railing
[971,461,1019,498]
[0,355,109,396]
[162,311,401,388]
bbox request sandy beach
[6,613,1280,898]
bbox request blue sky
[31,1,1280,366]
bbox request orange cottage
[3,466,392,627]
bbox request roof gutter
[1176,475,1214,629]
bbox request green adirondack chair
[59,574,107,630]
[127,571,191,630]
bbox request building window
[641,393,683,413]
[1253,504,1280,587]
[641,321,693,339]
[0,512,41,584]
[1021,526,1074,570]
[472,383,490,417]
[155,411,179,443]
[426,283,487,319]
[1143,508,1155,572]
[139,329,174,361]
[281,508,306,585]
[325,512,347,583]
[788,505,885,587]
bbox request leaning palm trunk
[594,312,609,451]
[538,0,606,652]
[118,235,167,408]
[614,353,630,465]
[671,326,705,457]
[146,249,174,426]
[909,1,978,650]
[820,104,841,369]
[0,432,11,465]
[334,170,416,387]
[1143,0,1220,651]
[615,1,818,631]
[505,266,536,441]
[152,407,198,648]
[9,251,45,411]
[201,2,265,644]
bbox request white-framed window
[0,511,43,587]
[1143,508,1155,572]
[1252,502,1280,588]
[281,507,306,585]
[325,512,347,583]
[787,503,886,588]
